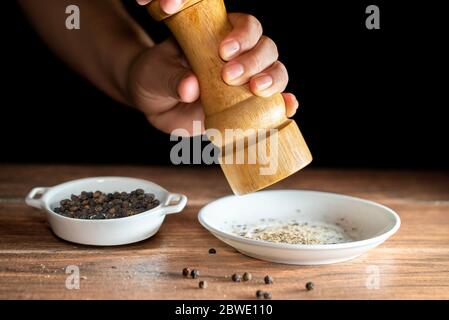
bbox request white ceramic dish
[198,190,400,265]
[25,177,187,246]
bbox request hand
[132,0,299,136]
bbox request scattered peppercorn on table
[0,165,448,299]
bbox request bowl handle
[161,193,188,215]
[25,187,50,209]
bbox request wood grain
[0,165,448,299]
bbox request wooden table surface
[0,164,448,300]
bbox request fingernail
[254,74,273,91]
[162,0,182,14]
[224,63,244,81]
[221,40,240,60]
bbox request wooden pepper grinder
[147,0,312,195]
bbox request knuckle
[247,53,264,73]
[275,61,289,89]
[237,15,263,49]
[247,14,263,35]
[242,14,262,31]
[261,36,278,60]
[276,61,288,79]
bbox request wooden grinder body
[148,0,312,195]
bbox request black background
[2,0,447,168]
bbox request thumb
[130,39,200,113]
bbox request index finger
[136,0,184,15]
[136,0,152,5]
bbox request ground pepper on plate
[232,219,353,245]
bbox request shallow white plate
[198,190,400,265]
[25,177,187,246]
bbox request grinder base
[219,120,312,195]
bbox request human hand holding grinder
[144,0,312,194]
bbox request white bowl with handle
[198,190,400,265]
[25,177,187,246]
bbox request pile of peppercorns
[53,189,160,219]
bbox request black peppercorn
[199,281,207,289]
[231,273,241,282]
[242,272,252,281]
[53,189,160,220]
[306,281,314,291]
[191,269,200,279]
[256,290,264,298]
[264,275,273,284]
[182,268,190,277]
[263,292,272,300]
